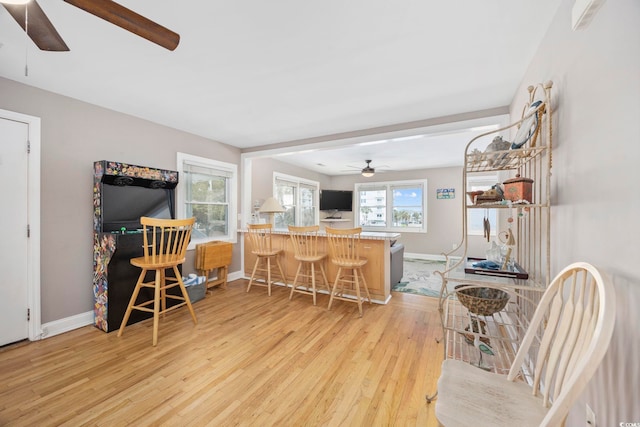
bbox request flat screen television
[320,189,353,212]
[101,176,176,232]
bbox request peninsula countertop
[242,228,400,303]
[240,228,400,241]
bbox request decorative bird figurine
[474,333,494,370]
[474,333,494,356]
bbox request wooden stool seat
[288,225,331,305]
[246,223,287,296]
[326,226,371,316]
[117,217,197,346]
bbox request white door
[0,117,29,346]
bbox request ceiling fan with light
[0,0,179,52]
[342,160,390,177]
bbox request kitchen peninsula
[243,230,400,303]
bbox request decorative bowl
[455,285,510,316]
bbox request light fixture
[259,197,285,225]
[0,0,31,4]
[361,160,375,177]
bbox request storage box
[503,174,534,203]
[186,282,206,303]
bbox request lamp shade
[259,197,285,213]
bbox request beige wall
[0,77,242,324]
[329,167,489,257]
[512,0,639,424]
[249,156,332,208]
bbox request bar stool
[288,225,331,305]
[117,217,197,346]
[326,226,372,316]
[246,223,287,296]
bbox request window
[177,153,237,247]
[467,174,497,237]
[355,180,427,233]
[273,173,319,229]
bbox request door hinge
[27,308,30,321]
[27,140,31,154]
[27,224,30,238]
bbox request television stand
[324,210,343,219]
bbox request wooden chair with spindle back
[246,223,287,296]
[117,216,197,346]
[325,226,371,316]
[288,225,330,305]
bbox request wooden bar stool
[246,223,287,296]
[117,217,197,346]
[326,226,371,316]
[288,225,331,305]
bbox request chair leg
[117,268,146,337]
[353,268,363,317]
[359,268,372,304]
[290,262,303,300]
[319,263,331,294]
[275,256,287,290]
[247,257,261,292]
[328,267,342,311]
[160,268,167,318]
[174,266,197,324]
[310,263,317,305]
[267,257,272,296]
[152,269,161,346]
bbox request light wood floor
[0,280,444,426]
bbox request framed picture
[437,188,455,199]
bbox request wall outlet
[586,404,596,427]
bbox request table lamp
[259,197,285,225]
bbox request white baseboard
[404,252,447,262]
[228,270,244,282]
[40,310,93,340]
[37,271,246,340]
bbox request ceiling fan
[343,160,390,177]
[1,0,179,52]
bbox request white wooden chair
[435,262,616,427]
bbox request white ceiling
[0,1,561,173]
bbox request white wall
[512,0,640,424]
[0,77,242,324]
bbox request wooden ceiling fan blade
[3,1,69,51]
[64,0,180,51]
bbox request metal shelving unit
[436,82,554,376]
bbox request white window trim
[177,152,238,248]
[273,172,320,229]
[355,179,427,233]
